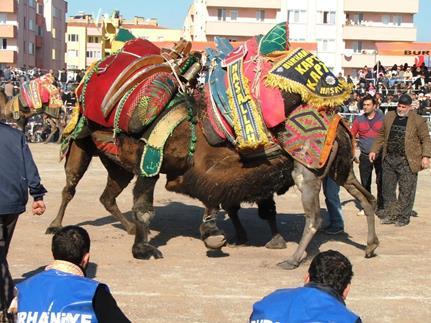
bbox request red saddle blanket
[78,39,162,128]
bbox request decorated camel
[46,23,379,269]
[0,74,64,142]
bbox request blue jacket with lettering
[250,283,361,323]
[17,269,101,323]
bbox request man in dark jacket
[250,250,361,323]
[0,122,47,322]
[369,94,431,226]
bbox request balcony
[36,35,43,48]
[206,21,276,37]
[0,0,15,13]
[344,0,418,14]
[0,25,16,38]
[342,52,415,69]
[36,14,45,26]
[206,0,281,9]
[0,50,16,64]
[343,25,416,42]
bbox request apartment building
[0,0,67,70]
[184,0,419,75]
[66,13,182,70]
[66,13,103,70]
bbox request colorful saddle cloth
[78,38,177,133]
[205,36,286,149]
[277,104,342,169]
[21,74,63,111]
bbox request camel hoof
[132,243,163,260]
[265,234,287,249]
[204,235,226,250]
[45,226,62,235]
[277,257,300,270]
[365,239,379,258]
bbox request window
[28,0,36,8]
[218,8,227,21]
[23,17,26,29]
[321,11,335,24]
[37,26,43,36]
[52,49,56,59]
[0,13,7,24]
[88,36,100,43]
[28,42,34,55]
[53,7,61,18]
[256,10,265,22]
[0,38,7,50]
[28,18,34,31]
[67,50,79,58]
[393,15,402,26]
[317,39,335,52]
[352,14,363,24]
[37,3,43,15]
[68,34,79,42]
[230,9,238,21]
[52,27,56,39]
[86,51,101,59]
[382,15,390,25]
[288,10,306,24]
[352,41,363,53]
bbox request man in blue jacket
[0,122,47,322]
[250,250,361,323]
[15,225,130,323]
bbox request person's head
[304,250,353,299]
[397,94,413,117]
[52,225,91,270]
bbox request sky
[68,0,431,41]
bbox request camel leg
[258,198,287,249]
[278,162,322,270]
[98,155,135,235]
[200,206,226,249]
[343,169,379,258]
[131,175,163,260]
[46,138,94,234]
[224,205,248,246]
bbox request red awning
[375,42,431,56]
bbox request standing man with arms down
[0,121,47,322]
[369,94,431,226]
[351,94,385,216]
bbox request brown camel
[46,91,379,269]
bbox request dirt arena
[9,143,431,322]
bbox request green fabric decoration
[115,28,136,42]
[140,145,163,177]
[259,22,289,56]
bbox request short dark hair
[361,94,377,106]
[308,250,353,296]
[52,226,90,266]
[398,93,412,105]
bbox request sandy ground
[8,143,431,322]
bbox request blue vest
[250,287,360,323]
[17,269,100,323]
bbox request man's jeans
[0,214,19,311]
[322,177,344,229]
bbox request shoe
[380,217,395,225]
[324,226,344,235]
[376,209,385,219]
[411,210,418,217]
[357,210,365,216]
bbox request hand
[422,157,430,169]
[32,200,46,216]
[369,152,376,163]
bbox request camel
[46,88,379,269]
